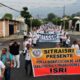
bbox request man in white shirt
[28,37,32,46]
[23,31,27,40]
[24,44,33,76]
[23,39,29,53]
[32,31,38,47]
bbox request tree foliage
[2,13,13,20]
[20,7,31,26]
[52,18,61,25]
[47,13,56,21]
[71,12,80,17]
[32,19,42,27]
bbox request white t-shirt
[61,35,67,41]
[65,32,68,35]
[32,32,38,44]
[71,44,79,50]
[0,61,5,76]
[23,40,29,49]
[29,32,33,37]
[23,31,27,36]
[24,48,31,60]
[66,39,70,44]
[28,38,32,46]
[60,30,64,36]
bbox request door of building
[76,24,79,31]
[9,24,14,35]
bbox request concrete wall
[14,22,16,33]
[5,20,9,36]
[0,21,3,37]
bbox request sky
[0,0,80,19]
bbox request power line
[0,2,20,13]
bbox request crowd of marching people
[0,23,80,80]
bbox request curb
[0,35,23,42]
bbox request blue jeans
[4,67,11,80]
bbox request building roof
[0,19,20,23]
[76,20,80,24]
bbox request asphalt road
[0,35,80,80]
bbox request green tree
[2,13,13,20]
[20,7,32,32]
[47,13,56,21]
[52,18,61,25]
[32,19,42,27]
[71,12,80,17]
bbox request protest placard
[30,48,80,77]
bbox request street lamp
[62,0,66,30]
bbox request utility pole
[62,0,66,30]
[63,5,66,30]
[63,5,65,17]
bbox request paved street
[0,34,80,80]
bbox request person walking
[24,44,33,76]
[0,60,5,80]
[71,40,79,50]
[9,40,20,68]
[32,31,38,47]
[23,31,27,41]
[1,48,13,80]
[65,35,71,47]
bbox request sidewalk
[68,31,80,35]
[0,34,23,42]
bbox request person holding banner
[61,33,67,47]
[65,35,71,47]
[24,44,33,76]
[71,40,79,50]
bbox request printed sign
[38,33,60,42]
[30,48,80,77]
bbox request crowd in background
[0,24,80,80]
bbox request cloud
[0,0,77,9]
[0,0,78,18]
[27,0,77,8]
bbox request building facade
[0,19,24,37]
